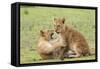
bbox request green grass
[20,6,96,64]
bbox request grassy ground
[20,6,96,64]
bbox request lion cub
[37,29,65,60]
[53,18,91,58]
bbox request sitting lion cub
[37,29,66,60]
[53,18,91,58]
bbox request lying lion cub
[37,29,66,60]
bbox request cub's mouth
[56,32,60,34]
[55,30,60,34]
[56,31,60,34]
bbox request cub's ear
[40,30,44,36]
[62,18,65,24]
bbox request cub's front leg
[53,46,66,60]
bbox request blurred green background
[20,6,96,64]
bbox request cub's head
[53,18,65,33]
[40,29,54,41]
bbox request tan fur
[50,34,67,60]
[37,29,65,60]
[53,18,90,58]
